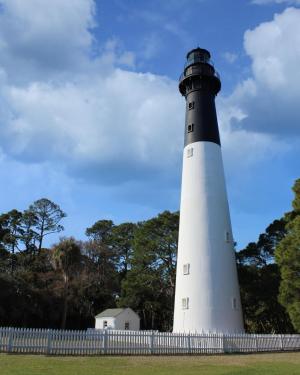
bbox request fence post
[280,334,284,351]
[7,328,13,353]
[187,333,191,355]
[221,333,225,354]
[103,330,108,355]
[46,329,52,355]
[255,334,258,352]
[150,331,155,355]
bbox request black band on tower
[179,48,221,147]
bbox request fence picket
[7,328,12,353]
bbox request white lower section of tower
[173,141,244,334]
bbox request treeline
[0,179,299,333]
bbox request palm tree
[51,237,82,329]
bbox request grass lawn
[1,352,300,375]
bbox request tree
[86,220,113,242]
[0,210,24,273]
[237,217,293,333]
[20,210,38,253]
[238,263,293,333]
[80,219,122,323]
[77,239,120,323]
[111,223,136,276]
[237,218,287,268]
[119,211,179,331]
[51,237,82,329]
[275,179,300,332]
[28,198,66,252]
[0,210,23,254]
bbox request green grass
[1,352,300,375]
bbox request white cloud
[0,0,96,84]
[225,7,300,135]
[245,8,300,91]
[101,38,136,69]
[0,71,182,183]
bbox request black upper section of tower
[179,48,221,146]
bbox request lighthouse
[173,48,244,333]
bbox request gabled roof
[95,308,125,318]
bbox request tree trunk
[61,274,68,329]
[38,216,45,253]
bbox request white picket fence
[0,327,299,355]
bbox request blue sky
[0,0,299,249]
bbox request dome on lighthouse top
[186,48,211,66]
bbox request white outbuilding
[95,308,140,331]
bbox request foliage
[0,210,23,255]
[275,179,300,332]
[237,218,293,333]
[0,199,66,256]
[51,237,82,329]
[79,239,120,323]
[85,220,113,242]
[119,211,178,331]
[28,198,66,252]
[111,222,136,275]
[237,218,286,267]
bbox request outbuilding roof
[95,308,125,318]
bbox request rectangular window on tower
[187,148,193,158]
[183,263,190,275]
[187,124,194,133]
[232,297,237,310]
[188,101,195,110]
[225,231,230,243]
[182,297,189,310]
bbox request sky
[0,0,299,250]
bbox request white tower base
[173,141,244,334]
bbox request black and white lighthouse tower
[173,48,244,333]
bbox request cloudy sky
[0,0,299,249]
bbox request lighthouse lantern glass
[185,48,211,70]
